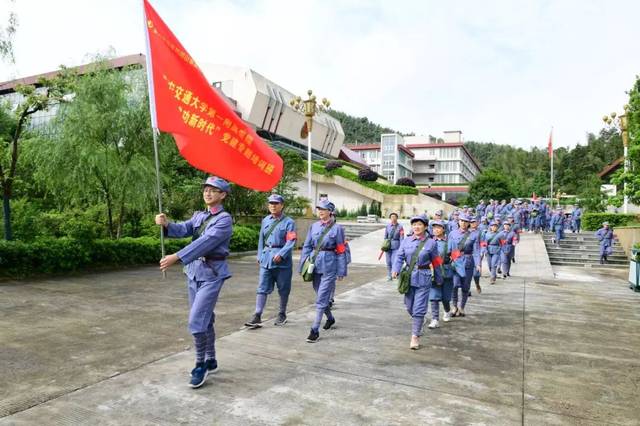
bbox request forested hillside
[330,108,623,200]
[327,110,396,144]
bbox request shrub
[0,225,260,279]
[582,213,638,231]
[310,162,418,195]
[358,168,379,182]
[395,177,416,187]
[325,160,343,171]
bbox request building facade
[346,133,414,183]
[403,132,480,185]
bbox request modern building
[403,131,481,185]
[0,55,346,161]
[346,133,414,183]
[199,63,344,160]
[346,131,481,202]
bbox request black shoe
[503,274,507,279]
[512,257,516,263]
[244,313,262,328]
[306,329,320,343]
[274,312,287,326]
[507,272,511,277]
[323,318,336,330]
[205,358,218,373]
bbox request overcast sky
[1,0,638,150]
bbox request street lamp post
[290,90,331,206]
[604,105,630,213]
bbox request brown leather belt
[417,264,431,270]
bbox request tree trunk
[106,198,114,239]
[3,190,12,240]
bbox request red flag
[547,129,553,159]
[143,0,282,191]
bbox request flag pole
[143,0,166,277]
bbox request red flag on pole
[547,129,553,159]
[143,0,282,191]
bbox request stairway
[542,231,628,269]
[340,222,386,241]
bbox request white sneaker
[428,319,439,329]
[443,312,452,322]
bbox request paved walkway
[1,233,639,425]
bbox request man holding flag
[143,0,283,387]
[156,176,233,388]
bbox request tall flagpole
[143,0,166,276]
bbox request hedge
[582,213,638,231]
[0,225,260,279]
[311,163,418,195]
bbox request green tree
[327,110,397,144]
[33,61,155,238]
[612,76,640,206]
[0,74,71,240]
[467,168,514,205]
[225,149,309,219]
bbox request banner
[143,0,283,191]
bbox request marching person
[299,200,348,343]
[244,194,297,329]
[447,210,460,234]
[428,219,453,328]
[392,215,443,349]
[448,213,481,317]
[571,205,583,233]
[428,209,445,236]
[469,216,483,293]
[382,212,405,280]
[482,220,502,284]
[499,221,518,279]
[506,214,521,263]
[155,176,233,389]
[549,206,565,248]
[595,221,615,264]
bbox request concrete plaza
[1,229,639,425]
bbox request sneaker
[244,313,262,328]
[503,274,507,279]
[443,311,452,322]
[189,363,208,388]
[306,329,320,343]
[428,319,439,329]
[323,318,336,330]
[410,335,420,350]
[205,358,218,373]
[274,312,287,326]
[458,308,466,317]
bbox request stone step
[548,254,627,264]
[543,242,624,251]
[547,246,627,255]
[549,259,629,269]
[342,224,385,241]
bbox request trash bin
[630,248,640,293]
